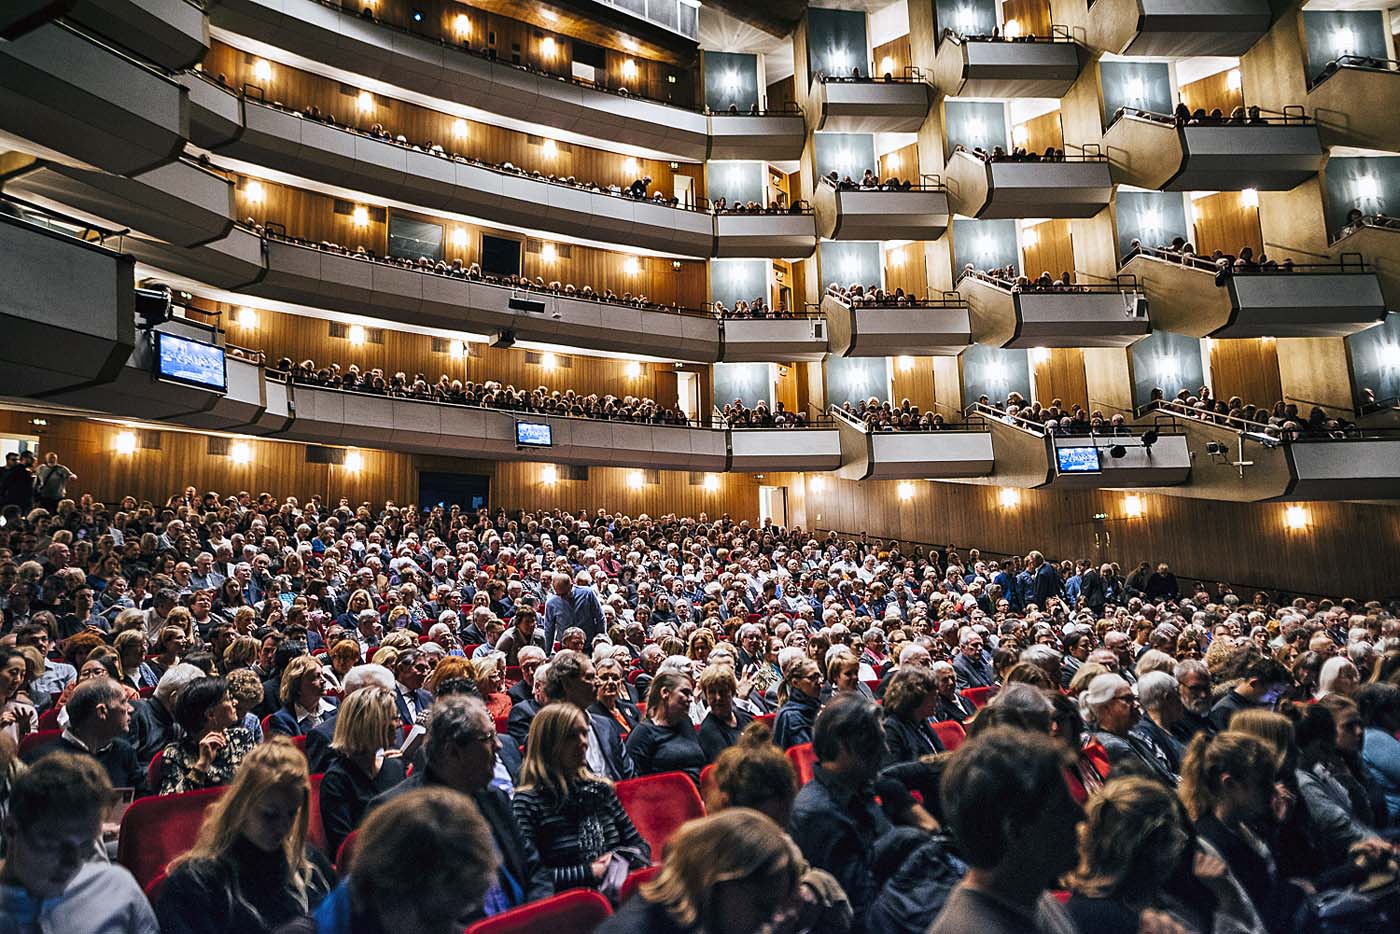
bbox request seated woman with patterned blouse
[159,676,256,794]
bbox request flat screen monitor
[516,421,552,447]
[154,332,226,391]
[1056,445,1102,474]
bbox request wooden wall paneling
[236,175,388,254]
[1021,218,1075,280]
[775,363,800,413]
[1191,191,1263,259]
[1179,69,1244,116]
[488,461,760,517]
[1016,109,1064,155]
[884,244,930,296]
[1209,338,1283,408]
[891,357,936,411]
[1002,0,1053,37]
[1032,348,1089,406]
[879,142,920,183]
[873,35,913,78]
[767,76,796,112]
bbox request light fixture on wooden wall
[998,487,1020,509]
[897,481,916,500]
[252,58,272,83]
[114,431,137,455]
[243,180,264,204]
[896,355,914,372]
[622,59,638,80]
[348,324,366,346]
[623,256,641,276]
[624,361,642,379]
[704,474,720,492]
[1241,188,1258,208]
[1284,505,1308,530]
[352,205,370,227]
[541,37,556,58]
[541,464,557,484]
[452,118,469,139]
[230,441,253,465]
[808,475,826,493]
[626,470,644,489]
[343,449,364,472]
[235,306,258,329]
[1123,494,1144,518]
[453,14,471,38]
[356,91,374,114]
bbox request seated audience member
[1285,701,1388,865]
[590,658,641,739]
[1317,694,1386,827]
[0,648,37,748]
[929,728,1083,933]
[304,664,395,774]
[156,739,335,933]
[507,645,546,704]
[508,660,547,749]
[1132,670,1188,776]
[596,810,803,934]
[128,663,204,766]
[512,703,650,891]
[625,671,706,783]
[1315,656,1360,700]
[540,651,634,781]
[706,722,798,822]
[368,695,553,918]
[881,666,944,765]
[268,655,338,736]
[773,657,823,749]
[318,686,408,856]
[472,653,512,723]
[0,752,157,933]
[1208,654,1290,731]
[1080,673,1177,785]
[930,661,976,724]
[30,677,146,795]
[789,694,892,933]
[274,787,497,934]
[697,663,754,763]
[1356,683,1400,825]
[1171,659,1217,743]
[159,676,255,794]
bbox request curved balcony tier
[833,408,994,481]
[1307,60,1400,152]
[944,152,1112,219]
[1328,222,1400,312]
[813,181,950,241]
[933,34,1085,99]
[821,292,972,357]
[69,0,210,71]
[711,212,817,260]
[719,317,828,363]
[808,75,935,134]
[728,427,843,473]
[1103,110,1323,191]
[1120,250,1385,339]
[705,113,807,162]
[956,273,1149,348]
[1084,0,1272,57]
[0,22,188,177]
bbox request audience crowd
[959,264,1090,293]
[1145,386,1357,441]
[826,282,947,308]
[824,170,917,192]
[3,480,1400,934]
[840,398,948,433]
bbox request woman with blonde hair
[113,628,148,691]
[268,655,338,737]
[597,809,803,934]
[471,652,512,722]
[223,635,261,674]
[512,703,649,891]
[318,686,407,856]
[156,738,334,932]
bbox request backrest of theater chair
[494,712,510,735]
[144,870,169,907]
[463,888,612,934]
[862,679,880,694]
[261,713,275,736]
[614,771,705,860]
[698,763,717,805]
[619,865,661,903]
[306,773,327,853]
[754,712,776,728]
[291,734,307,756]
[961,686,994,709]
[930,719,966,752]
[335,829,359,876]
[37,705,63,732]
[146,753,164,793]
[786,743,817,785]
[118,786,226,890]
[18,728,62,759]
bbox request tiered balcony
[962,404,1190,489]
[821,290,972,357]
[813,178,950,241]
[0,204,136,397]
[808,73,936,133]
[1084,0,1272,57]
[1103,108,1323,191]
[1120,248,1386,338]
[832,408,994,481]
[933,32,1085,99]
[0,22,188,176]
[1142,401,1400,501]
[706,109,807,162]
[944,150,1112,219]
[956,270,1149,348]
[719,315,828,362]
[712,210,818,259]
[1307,57,1400,152]
[208,0,711,161]
[67,0,209,70]
[728,425,844,472]
[1328,218,1400,312]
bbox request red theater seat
[117,787,225,890]
[960,686,994,709]
[464,889,612,934]
[615,771,705,860]
[931,719,966,752]
[619,865,660,903]
[786,743,817,785]
[18,728,62,759]
[37,706,63,732]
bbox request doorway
[759,484,787,528]
[674,174,695,210]
[676,371,699,421]
[417,471,490,511]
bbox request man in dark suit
[305,663,397,773]
[505,647,546,706]
[391,650,433,728]
[931,662,977,724]
[31,678,148,796]
[369,695,552,920]
[538,650,634,781]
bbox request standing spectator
[1144,562,1179,601]
[33,452,76,513]
[543,572,606,647]
[0,450,35,514]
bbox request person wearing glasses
[952,630,995,690]
[1080,674,1178,785]
[773,657,823,750]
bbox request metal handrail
[707,101,804,117]
[942,25,1074,44]
[1310,53,1400,89]
[0,195,130,246]
[817,65,927,83]
[1109,104,1314,129]
[832,403,989,433]
[955,268,1125,294]
[822,284,969,309]
[819,175,945,193]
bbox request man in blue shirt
[542,571,605,647]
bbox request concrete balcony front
[1084,0,1272,57]
[808,76,935,133]
[728,428,843,473]
[1142,402,1400,501]
[821,292,972,357]
[208,0,710,162]
[712,212,818,259]
[956,272,1150,348]
[1328,222,1400,312]
[813,180,950,241]
[706,112,807,162]
[0,207,136,397]
[933,35,1085,99]
[944,152,1112,219]
[1121,250,1386,338]
[66,0,210,71]
[719,316,828,362]
[1103,110,1323,191]
[1307,61,1400,153]
[0,22,188,177]
[833,408,994,481]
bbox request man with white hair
[930,661,975,723]
[127,662,204,764]
[543,570,606,647]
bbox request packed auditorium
[4,1,1400,933]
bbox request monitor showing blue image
[516,421,553,447]
[155,332,226,391]
[1056,445,1102,474]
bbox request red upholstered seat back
[117,787,225,890]
[18,728,62,759]
[619,865,661,903]
[961,686,994,709]
[931,719,966,752]
[463,888,612,934]
[786,742,817,785]
[614,771,705,860]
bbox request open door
[759,484,788,528]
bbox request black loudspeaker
[491,329,516,348]
[508,296,546,313]
[134,286,172,323]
